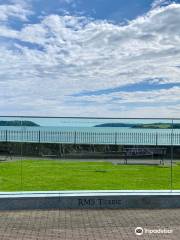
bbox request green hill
[95,122,180,129]
[0,120,39,127]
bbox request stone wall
[0,142,177,159]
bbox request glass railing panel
[0,117,23,191]
[92,118,172,190]
[172,119,180,190]
[19,117,61,191]
[17,117,172,191]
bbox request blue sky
[0,0,175,25]
[56,0,153,22]
[0,0,180,117]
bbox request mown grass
[0,160,179,191]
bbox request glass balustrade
[0,117,178,191]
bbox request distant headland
[0,121,39,127]
[94,123,180,129]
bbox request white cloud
[151,0,172,8]
[0,3,33,22]
[0,3,180,117]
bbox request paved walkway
[0,209,179,239]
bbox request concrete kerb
[0,190,180,210]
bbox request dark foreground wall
[0,142,177,159]
[0,191,180,210]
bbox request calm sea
[0,125,179,146]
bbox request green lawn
[0,160,179,191]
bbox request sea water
[0,125,179,146]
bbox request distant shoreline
[0,120,39,127]
[94,123,180,129]
[0,121,180,129]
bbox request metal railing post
[115,132,117,145]
[74,131,77,144]
[38,130,41,143]
[170,119,174,192]
[5,130,8,142]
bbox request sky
[1,0,180,118]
